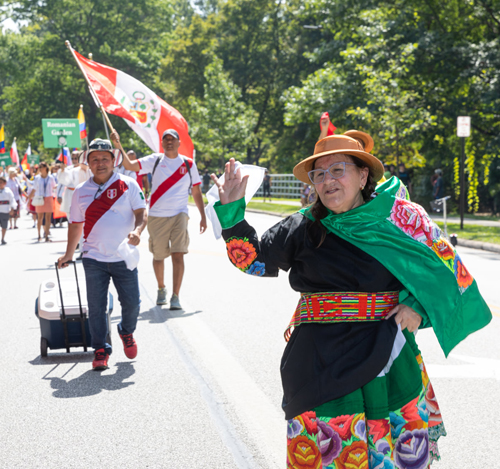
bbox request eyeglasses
[308,162,356,185]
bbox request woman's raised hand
[210,158,249,205]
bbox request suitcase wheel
[40,337,48,357]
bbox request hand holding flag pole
[65,40,127,158]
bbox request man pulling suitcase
[57,139,147,370]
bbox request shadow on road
[46,362,135,398]
[30,353,93,366]
[29,356,136,398]
[137,305,202,324]
[25,266,58,271]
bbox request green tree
[160,0,325,167]
[282,0,500,210]
[0,0,187,157]
[188,56,257,171]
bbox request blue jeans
[82,258,140,354]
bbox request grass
[435,222,500,245]
[264,197,301,203]
[446,212,500,222]
[190,195,301,205]
[243,204,500,246]
[190,195,500,245]
[247,201,301,216]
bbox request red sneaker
[119,333,137,359]
[92,348,109,371]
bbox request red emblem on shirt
[179,166,187,175]
[107,189,117,199]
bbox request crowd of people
[52,128,206,371]
[3,129,206,372]
[3,115,488,468]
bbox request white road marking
[426,354,500,381]
[141,286,284,469]
[488,304,500,318]
[168,307,285,468]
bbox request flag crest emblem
[107,189,117,199]
[180,165,187,175]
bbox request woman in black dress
[211,135,490,469]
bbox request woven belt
[284,291,400,341]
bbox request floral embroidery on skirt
[286,353,445,469]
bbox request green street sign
[42,119,81,149]
[0,153,13,166]
[28,154,40,166]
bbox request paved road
[1,209,498,468]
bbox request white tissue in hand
[117,238,140,270]
[205,162,266,239]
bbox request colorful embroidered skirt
[286,329,446,469]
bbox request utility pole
[396,124,400,176]
[457,116,471,230]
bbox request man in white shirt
[0,175,18,245]
[115,150,149,195]
[57,151,92,213]
[57,139,147,371]
[113,129,207,310]
[58,150,92,258]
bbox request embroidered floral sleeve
[214,198,297,277]
[388,197,474,294]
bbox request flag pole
[65,40,125,155]
[86,53,111,141]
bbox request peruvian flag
[10,139,19,166]
[71,47,193,157]
[320,112,336,136]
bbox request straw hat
[293,135,384,184]
[8,167,18,175]
[343,130,374,153]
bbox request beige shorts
[148,213,189,260]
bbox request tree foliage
[189,56,257,170]
[1,0,499,211]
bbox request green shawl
[301,176,492,357]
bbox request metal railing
[254,174,304,199]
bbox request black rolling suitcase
[35,261,113,357]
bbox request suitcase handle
[54,260,88,352]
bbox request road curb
[247,208,500,253]
[456,238,500,254]
[245,208,296,217]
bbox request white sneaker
[157,288,167,305]
[170,294,182,310]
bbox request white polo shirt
[138,153,201,217]
[69,173,146,262]
[0,187,18,213]
[33,174,57,197]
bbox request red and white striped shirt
[69,173,146,262]
[138,153,201,217]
